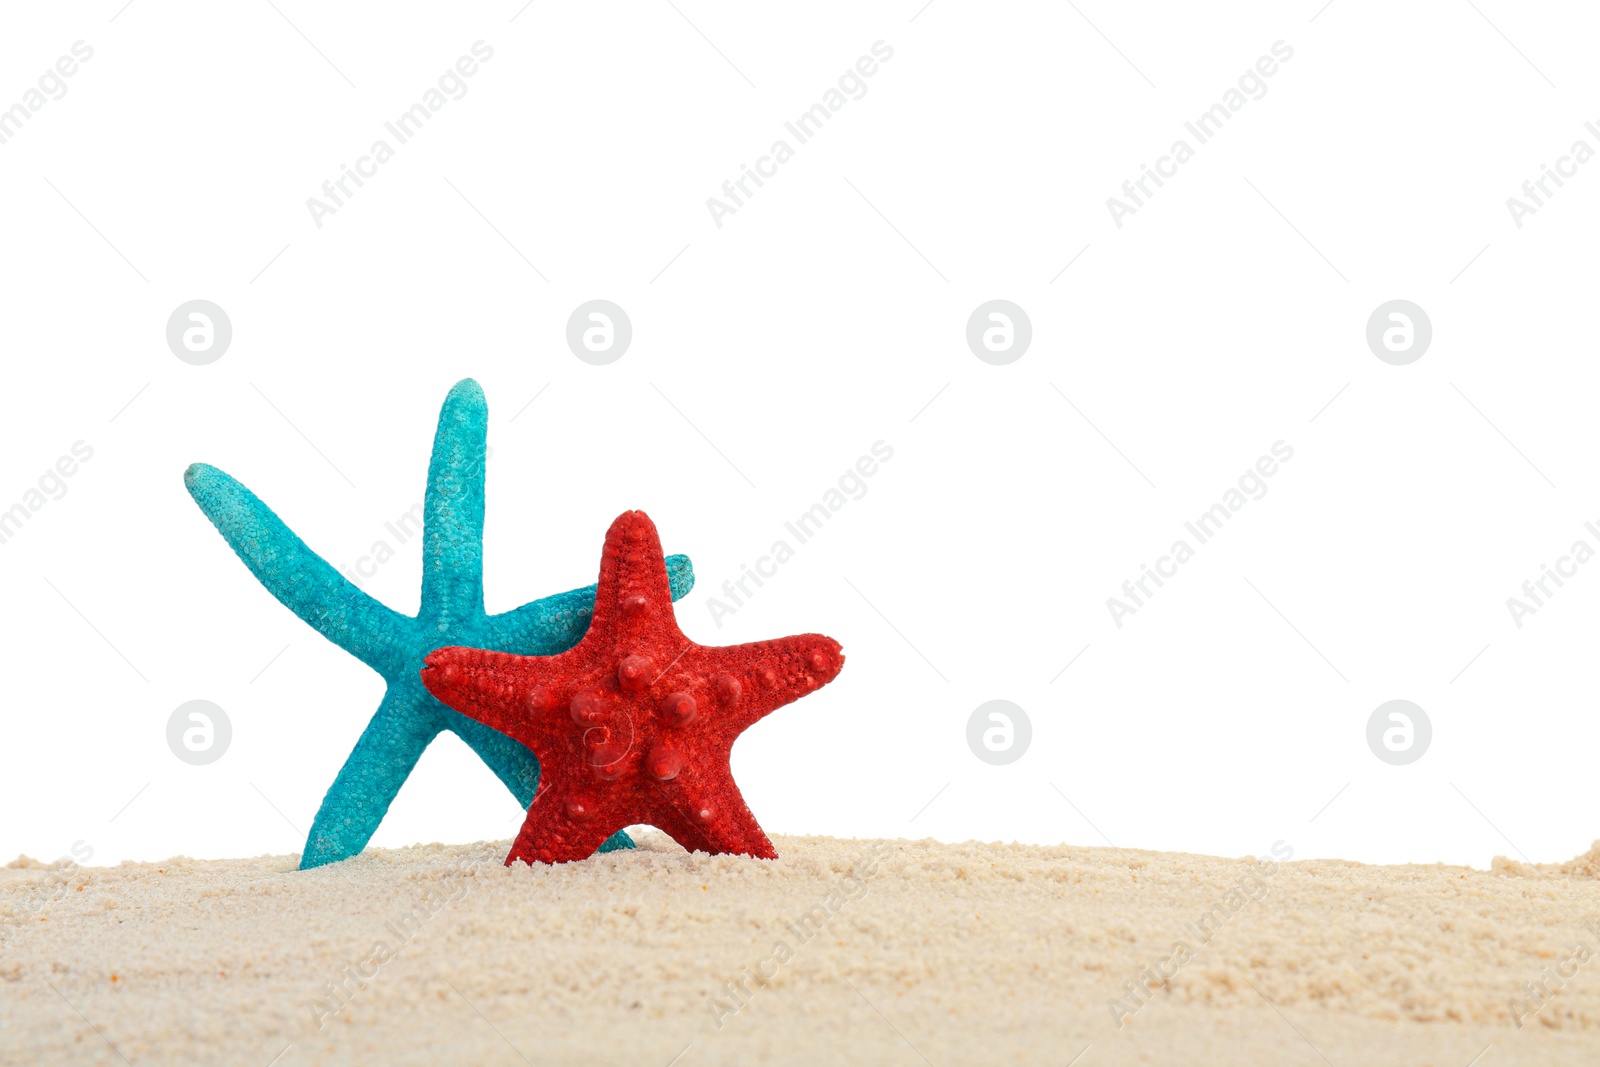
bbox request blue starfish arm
[421,380,489,623]
[184,462,412,677]
[482,553,696,654]
[301,686,434,870]
[446,710,634,852]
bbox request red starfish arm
[506,789,630,865]
[649,769,776,859]
[584,511,688,662]
[420,646,578,752]
[644,794,719,855]
[690,634,845,738]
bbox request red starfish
[420,510,844,864]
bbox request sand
[3,833,1600,1066]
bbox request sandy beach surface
[3,831,1599,1066]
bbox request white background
[1,1,1596,870]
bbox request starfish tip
[800,635,846,686]
[606,509,659,545]
[420,646,525,718]
[420,646,463,687]
[182,463,253,524]
[182,461,223,494]
[442,378,487,413]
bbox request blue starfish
[183,379,694,869]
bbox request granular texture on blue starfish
[184,379,694,869]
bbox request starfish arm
[420,647,581,752]
[184,462,411,676]
[671,774,777,859]
[483,553,695,655]
[691,635,846,737]
[644,793,719,855]
[444,707,635,852]
[587,511,689,657]
[506,791,627,865]
[419,379,490,623]
[300,687,436,869]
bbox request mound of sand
[4,833,1599,1065]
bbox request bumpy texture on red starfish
[421,510,844,865]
